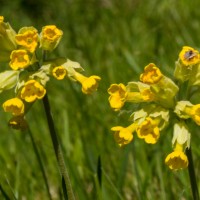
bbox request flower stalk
[42,94,75,200]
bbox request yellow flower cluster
[108,46,200,170]
[0,16,101,130]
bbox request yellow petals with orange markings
[52,66,67,80]
[3,97,24,116]
[20,80,46,102]
[9,49,30,70]
[140,63,163,84]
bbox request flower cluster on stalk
[108,46,200,170]
[0,16,101,130]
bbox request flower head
[73,71,101,94]
[52,66,67,80]
[140,63,163,84]
[9,49,30,70]
[179,46,200,66]
[40,25,63,51]
[165,150,188,170]
[3,97,24,116]
[108,83,127,111]
[20,80,46,102]
[111,123,136,147]
[136,117,160,144]
[15,27,39,53]
[9,116,28,131]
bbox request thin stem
[27,128,53,200]
[186,147,199,200]
[42,94,75,200]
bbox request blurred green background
[1,0,200,199]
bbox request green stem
[186,147,199,200]
[42,94,75,200]
[27,128,53,200]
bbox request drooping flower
[111,123,137,147]
[52,66,67,80]
[15,27,39,53]
[40,25,63,51]
[9,49,30,70]
[165,143,188,170]
[108,83,127,111]
[20,80,46,102]
[73,71,101,94]
[3,97,24,116]
[136,117,160,144]
[9,116,28,131]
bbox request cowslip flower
[52,66,67,80]
[3,97,24,116]
[73,71,101,94]
[165,143,188,170]
[136,117,160,144]
[15,27,39,53]
[140,63,163,84]
[108,83,127,111]
[179,46,200,67]
[175,101,200,126]
[20,80,46,102]
[111,122,137,147]
[40,25,63,51]
[9,49,30,70]
[9,116,28,131]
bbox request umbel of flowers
[0,16,101,130]
[108,46,200,170]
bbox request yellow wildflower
[9,49,30,70]
[3,97,24,116]
[108,83,127,111]
[184,104,200,126]
[73,71,101,94]
[9,116,28,131]
[179,46,200,66]
[15,27,39,53]
[40,25,63,51]
[20,80,46,102]
[140,63,163,84]
[0,16,4,22]
[136,117,160,144]
[165,143,188,170]
[111,123,137,147]
[52,66,67,80]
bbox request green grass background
[1,0,200,199]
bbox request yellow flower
[73,71,101,94]
[9,49,30,70]
[184,104,200,126]
[140,63,163,84]
[52,66,67,80]
[179,46,200,66]
[40,25,63,51]
[0,16,4,22]
[15,27,39,53]
[108,83,127,111]
[111,123,136,147]
[3,97,24,116]
[9,116,28,131]
[20,80,46,102]
[165,143,188,170]
[136,117,160,144]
